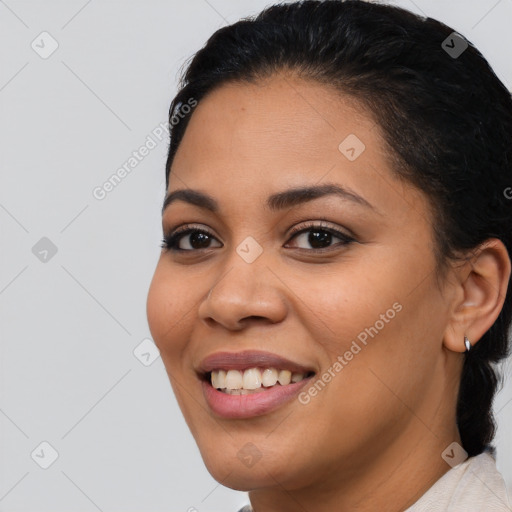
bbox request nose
[197,254,288,331]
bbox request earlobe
[443,238,511,354]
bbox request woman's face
[146,73,459,491]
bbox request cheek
[295,258,439,417]
[292,266,397,354]
[146,263,195,358]
[146,265,203,419]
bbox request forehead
[172,75,374,176]
[167,74,429,223]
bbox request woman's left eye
[285,223,355,251]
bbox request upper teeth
[211,368,306,390]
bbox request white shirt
[237,452,512,511]
[405,451,511,511]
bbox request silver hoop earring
[464,336,471,352]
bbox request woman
[146,1,512,510]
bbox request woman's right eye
[161,227,222,252]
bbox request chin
[203,459,282,492]
[196,437,306,492]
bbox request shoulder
[406,451,512,511]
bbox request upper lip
[197,350,316,376]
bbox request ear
[444,238,511,353]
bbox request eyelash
[160,220,355,253]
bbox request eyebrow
[161,183,376,216]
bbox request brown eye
[285,222,355,251]
[161,227,222,251]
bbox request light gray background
[0,1,511,511]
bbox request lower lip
[201,376,314,419]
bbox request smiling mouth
[203,367,316,395]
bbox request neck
[247,417,461,512]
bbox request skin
[146,71,511,512]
